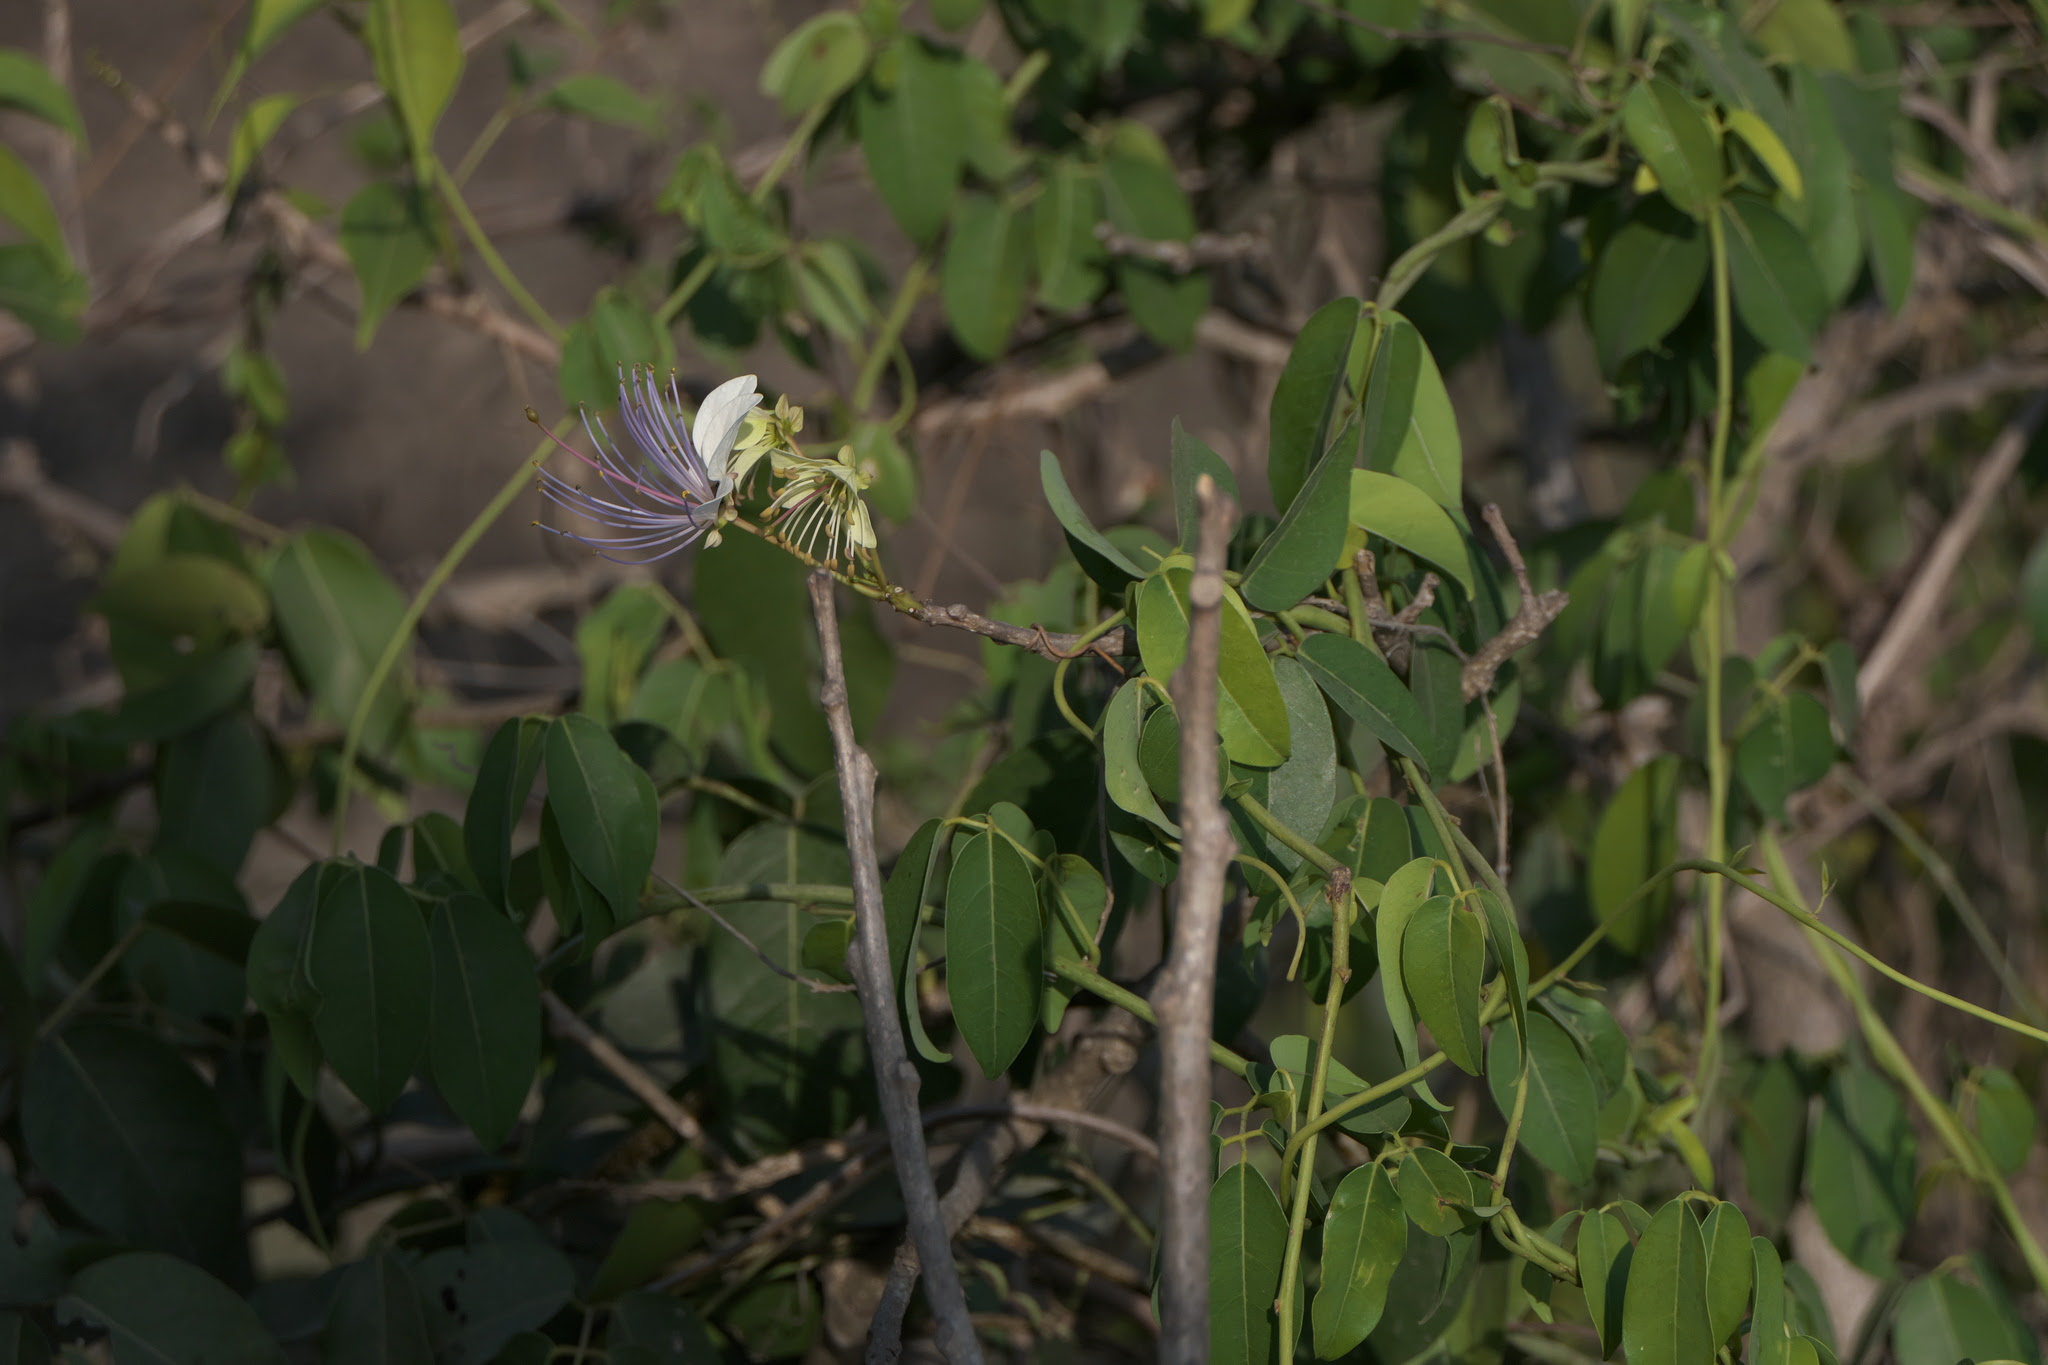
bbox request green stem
[1377,193,1504,312]
[853,254,933,414]
[452,100,518,185]
[432,159,566,342]
[1397,756,1471,897]
[290,1098,332,1255]
[749,102,829,206]
[1285,1051,1450,1159]
[1897,153,2048,248]
[655,254,717,329]
[1757,832,2048,1297]
[1234,792,1341,875]
[38,919,147,1038]
[331,448,539,853]
[1835,768,2048,1027]
[1050,957,1253,1078]
[1277,886,1350,1363]
[1695,204,1736,1112]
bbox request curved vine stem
[1695,202,1737,1115]
[331,445,538,854]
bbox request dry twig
[1462,504,1568,702]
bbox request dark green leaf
[323,1253,433,1365]
[1722,196,1828,364]
[1623,78,1721,217]
[1820,639,1859,743]
[247,862,338,1095]
[856,39,962,244]
[0,1313,50,1365]
[1589,754,1680,954]
[1966,1068,2035,1177]
[1590,197,1707,374]
[1737,1055,1808,1226]
[155,711,269,877]
[416,1239,573,1365]
[945,830,1043,1077]
[1622,1201,1714,1365]
[1298,634,1430,768]
[340,182,438,349]
[545,714,659,926]
[1401,896,1483,1074]
[576,585,670,729]
[1407,637,1462,784]
[58,1253,283,1365]
[1372,856,1436,1076]
[267,529,411,752]
[428,895,539,1150]
[1036,159,1106,311]
[24,1023,245,1280]
[1807,1063,1915,1276]
[1358,317,1462,513]
[883,818,944,1001]
[1751,1236,1791,1365]
[1312,1163,1405,1358]
[942,192,1030,361]
[1487,1014,1597,1184]
[1266,297,1362,511]
[1576,1209,1633,1358]
[1891,1271,2036,1365]
[309,863,432,1112]
[1737,692,1836,821]
[1264,658,1338,870]
[1041,449,1145,592]
[1239,416,1358,613]
[465,719,546,913]
[1210,1161,1287,1365]
[1394,1147,1474,1238]
[1700,1203,1753,1347]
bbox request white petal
[692,374,762,481]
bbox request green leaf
[0,1313,51,1365]
[577,584,669,728]
[267,528,412,751]
[1487,1013,1597,1184]
[226,94,301,199]
[1722,196,1828,364]
[462,718,546,915]
[23,1024,246,1281]
[1577,1210,1633,1358]
[1172,420,1240,551]
[417,1234,574,1365]
[1372,854,1437,1070]
[1789,69,1861,305]
[1589,754,1680,954]
[1349,470,1476,598]
[1753,0,1855,70]
[1700,1203,1752,1347]
[558,287,672,411]
[1751,1236,1791,1365]
[428,895,540,1150]
[1313,1163,1406,1358]
[1102,141,1207,349]
[1137,565,1192,679]
[1726,109,1803,200]
[1737,692,1836,821]
[760,12,870,114]
[0,51,84,145]
[323,1253,434,1365]
[155,712,270,877]
[955,56,1021,182]
[945,829,1043,1078]
[1266,297,1362,511]
[1807,1062,1914,1277]
[1041,449,1146,592]
[309,863,433,1112]
[1622,78,1721,217]
[1735,1056,1807,1226]
[545,714,659,926]
[1359,316,1462,513]
[1039,853,1106,1030]
[942,192,1030,361]
[367,0,464,166]
[0,144,66,266]
[1239,416,1358,613]
[1210,1162,1287,1365]
[1394,1147,1474,1238]
[856,39,962,245]
[1136,564,1290,766]
[1264,658,1338,869]
[247,863,337,1096]
[543,74,658,131]
[1966,1068,2036,1177]
[1400,895,1484,1074]
[1623,1201,1714,1365]
[1407,637,1462,783]
[1035,159,1106,311]
[1103,680,1179,835]
[1590,198,1707,374]
[1298,633,1430,769]
[1892,1271,2036,1365]
[58,1254,284,1365]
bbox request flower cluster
[533,369,876,571]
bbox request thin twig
[810,573,985,1365]
[662,876,856,994]
[1463,504,1569,701]
[1151,474,1236,1364]
[1859,393,2048,705]
[1093,224,1265,274]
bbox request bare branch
[1152,473,1236,1364]
[810,573,985,1365]
[1462,504,1569,702]
[1094,223,1266,275]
